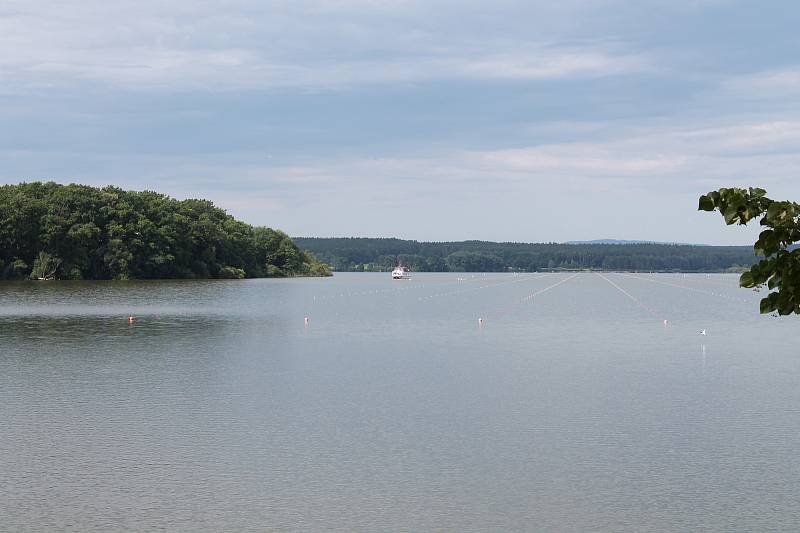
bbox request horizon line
[291,236,754,247]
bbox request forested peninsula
[0,182,331,280]
[294,237,757,273]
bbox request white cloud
[2,0,799,244]
[725,67,800,98]
[6,116,799,196]
[470,119,800,201]
[4,114,799,243]
[0,0,646,91]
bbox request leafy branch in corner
[699,187,800,315]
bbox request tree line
[0,182,331,280]
[292,237,758,273]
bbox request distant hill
[293,237,756,273]
[565,239,702,246]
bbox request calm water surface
[1,273,799,531]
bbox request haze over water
[2,273,799,531]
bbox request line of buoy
[419,273,546,302]
[673,274,738,289]
[309,273,538,308]
[618,272,749,304]
[595,272,668,324]
[483,273,577,321]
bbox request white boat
[391,264,411,280]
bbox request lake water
[1,272,799,531]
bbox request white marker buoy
[478,318,484,326]
[304,317,309,326]
[700,329,707,336]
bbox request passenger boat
[391,264,411,280]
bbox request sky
[2,0,799,245]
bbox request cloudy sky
[2,0,799,244]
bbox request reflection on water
[1,274,799,531]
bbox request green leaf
[723,206,740,225]
[779,295,795,315]
[765,202,785,223]
[754,229,779,257]
[698,195,715,211]
[739,271,755,287]
[767,274,781,290]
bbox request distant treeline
[293,237,757,273]
[0,182,331,280]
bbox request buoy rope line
[309,273,524,305]
[302,274,544,325]
[418,273,548,302]
[482,273,577,322]
[311,282,427,303]
[669,275,738,289]
[595,272,669,324]
[419,273,519,286]
[617,272,749,304]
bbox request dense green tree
[0,182,331,280]
[699,187,800,315]
[445,251,505,272]
[30,251,62,280]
